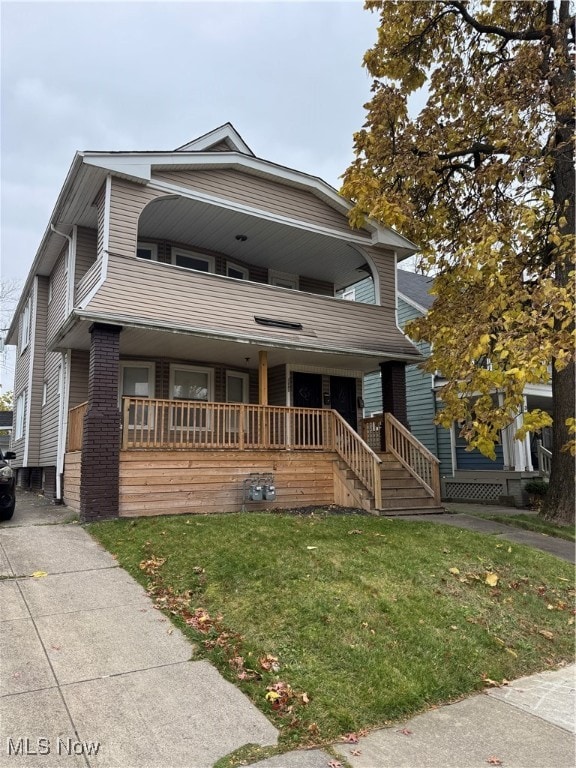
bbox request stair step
[378,506,446,516]
[380,477,423,490]
[378,495,438,509]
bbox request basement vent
[254,316,303,331]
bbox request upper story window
[269,270,299,290]
[20,297,31,354]
[136,242,158,260]
[227,262,248,280]
[172,249,215,273]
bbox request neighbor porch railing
[384,412,441,504]
[536,440,552,478]
[66,401,88,452]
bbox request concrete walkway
[1,493,574,768]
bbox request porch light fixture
[235,234,248,242]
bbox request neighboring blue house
[347,270,552,506]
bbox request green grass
[478,513,575,542]
[89,511,575,750]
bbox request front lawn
[89,511,575,750]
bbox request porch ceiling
[54,319,393,374]
[138,196,375,291]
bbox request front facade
[8,124,442,520]
[362,270,553,506]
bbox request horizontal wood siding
[69,350,90,408]
[363,371,381,416]
[85,253,418,359]
[26,279,46,465]
[435,402,454,476]
[150,168,363,238]
[108,178,165,258]
[365,247,397,310]
[63,451,81,512]
[118,449,336,516]
[38,350,63,464]
[74,227,98,295]
[96,185,106,258]
[397,297,438,459]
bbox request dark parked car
[0,450,16,520]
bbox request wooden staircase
[377,452,444,515]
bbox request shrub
[524,479,549,497]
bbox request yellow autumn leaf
[485,572,499,587]
[31,571,48,578]
[265,691,280,702]
[449,567,460,575]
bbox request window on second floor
[226,262,249,280]
[136,242,158,261]
[20,298,31,353]
[172,249,215,273]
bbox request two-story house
[7,124,443,521]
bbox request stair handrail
[384,412,441,504]
[331,410,382,510]
[536,440,552,478]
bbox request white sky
[0,0,380,388]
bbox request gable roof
[397,269,435,313]
[174,123,255,156]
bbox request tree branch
[446,1,545,41]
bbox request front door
[330,376,357,430]
[292,373,323,409]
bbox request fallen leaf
[449,567,460,575]
[397,728,413,735]
[487,758,503,765]
[348,529,363,535]
[350,749,362,756]
[328,761,342,768]
[342,733,359,743]
[31,571,48,578]
[485,572,499,587]
[539,629,554,640]
[306,546,318,550]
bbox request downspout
[51,225,74,502]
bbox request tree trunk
[541,363,575,524]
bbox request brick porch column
[80,323,122,521]
[380,361,409,451]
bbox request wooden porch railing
[118,397,383,508]
[537,441,552,478]
[66,401,88,451]
[361,414,383,453]
[384,412,441,505]
[332,410,382,510]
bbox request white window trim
[171,248,215,273]
[119,362,156,404]
[225,371,249,403]
[20,298,31,354]
[269,270,299,290]
[15,391,26,440]
[136,242,158,260]
[226,262,249,280]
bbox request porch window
[172,249,215,273]
[226,262,248,280]
[136,242,158,260]
[170,365,214,429]
[269,270,299,290]
[15,391,26,440]
[120,363,155,429]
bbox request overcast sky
[0,0,381,387]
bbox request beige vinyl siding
[95,184,106,258]
[47,247,69,339]
[75,259,104,307]
[26,279,48,465]
[151,168,365,237]
[85,253,418,358]
[75,226,98,287]
[204,140,233,152]
[364,246,397,310]
[38,350,63,464]
[108,178,164,258]
[268,366,287,406]
[69,350,90,408]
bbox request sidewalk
[1,493,574,768]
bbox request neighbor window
[341,287,356,301]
